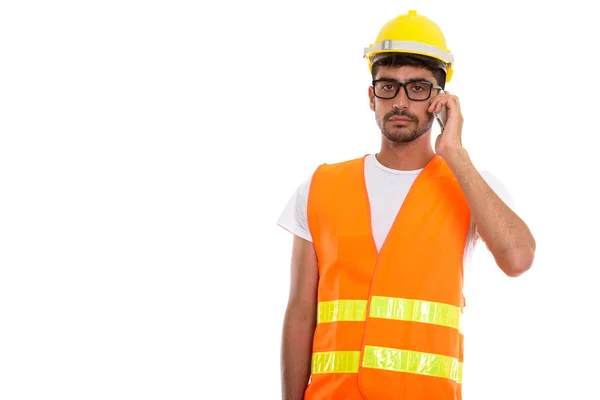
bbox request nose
[393,86,410,110]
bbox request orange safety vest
[305,154,471,400]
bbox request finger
[428,96,444,113]
[436,95,461,115]
[429,90,444,109]
[447,95,461,114]
[435,98,448,114]
[437,100,446,114]
[427,100,435,113]
[428,101,436,113]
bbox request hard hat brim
[364,40,454,67]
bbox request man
[277,10,536,400]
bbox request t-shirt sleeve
[276,174,313,243]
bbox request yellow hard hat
[364,10,454,82]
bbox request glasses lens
[405,82,432,100]
[374,81,398,99]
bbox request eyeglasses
[372,79,442,101]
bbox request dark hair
[371,53,447,89]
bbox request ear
[368,86,375,111]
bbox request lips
[388,116,413,125]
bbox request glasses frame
[372,78,443,101]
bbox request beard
[378,109,434,143]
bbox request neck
[376,131,435,170]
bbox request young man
[277,10,536,400]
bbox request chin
[383,132,416,143]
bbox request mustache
[384,109,418,122]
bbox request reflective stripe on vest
[312,347,463,383]
[317,297,463,332]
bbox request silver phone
[433,87,447,131]
[434,106,447,132]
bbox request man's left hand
[428,91,464,160]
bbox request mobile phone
[434,89,447,131]
[434,106,447,132]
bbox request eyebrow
[376,77,432,84]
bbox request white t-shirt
[277,154,515,296]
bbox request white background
[1,1,599,399]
